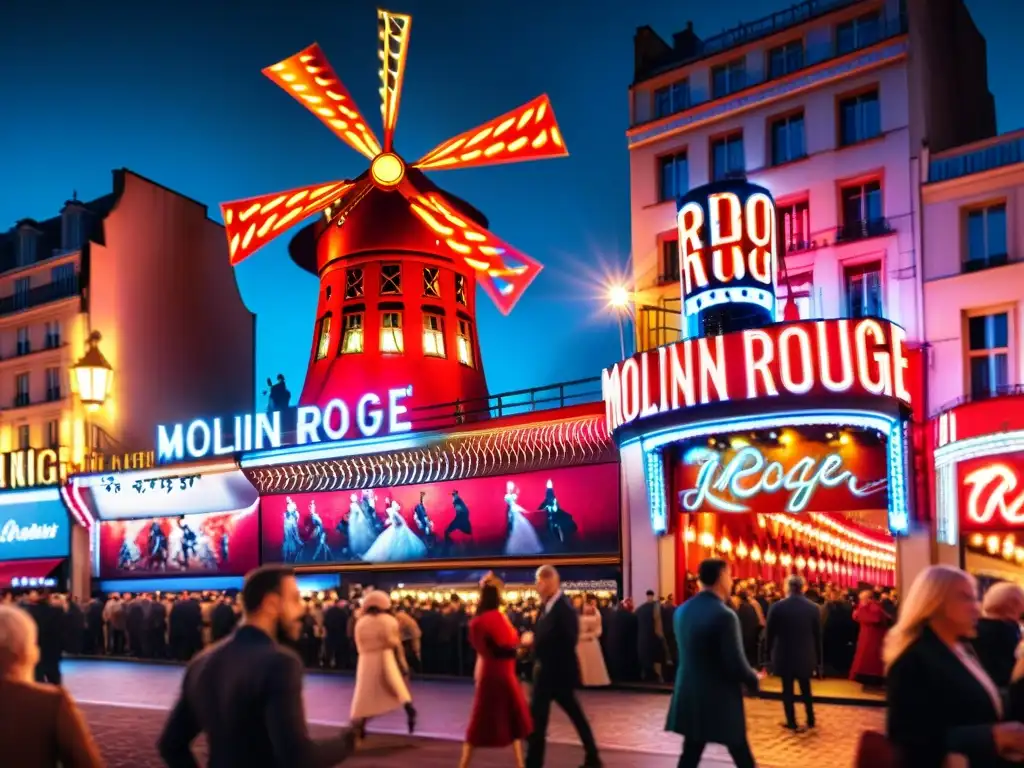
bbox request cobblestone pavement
[66,660,882,767]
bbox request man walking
[158,565,355,767]
[524,564,601,768]
[765,574,822,732]
[667,558,760,768]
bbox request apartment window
[968,312,1010,400]
[16,327,29,356]
[16,232,36,267]
[658,152,689,202]
[844,262,883,319]
[711,58,746,99]
[711,133,745,181]
[314,315,332,360]
[14,278,30,309]
[17,425,30,450]
[777,200,811,253]
[46,419,59,449]
[423,313,446,358]
[653,80,690,119]
[456,319,474,367]
[837,12,881,55]
[380,264,402,295]
[340,312,364,354]
[345,268,364,300]
[770,113,806,165]
[380,312,404,353]
[15,373,29,408]
[768,41,804,79]
[455,274,467,306]
[839,90,881,146]
[660,238,680,284]
[840,181,884,239]
[964,204,1008,272]
[51,263,75,286]
[658,152,689,203]
[423,267,441,298]
[44,321,60,349]
[45,367,60,401]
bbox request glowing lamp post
[73,331,113,411]
[607,284,631,360]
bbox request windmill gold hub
[370,152,405,188]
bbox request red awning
[0,558,65,589]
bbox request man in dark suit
[24,591,64,685]
[524,565,601,768]
[666,559,759,768]
[635,590,665,682]
[157,565,355,767]
[766,574,822,732]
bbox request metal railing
[929,134,1024,183]
[0,278,79,317]
[934,383,1024,418]
[637,303,683,354]
[836,217,893,243]
[408,377,604,431]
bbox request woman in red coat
[460,574,532,768]
[850,590,890,688]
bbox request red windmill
[221,8,568,428]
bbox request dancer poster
[260,463,620,565]
[98,507,260,578]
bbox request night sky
[0,0,1019,404]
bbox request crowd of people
[4,562,1024,766]
[0,576,901,695]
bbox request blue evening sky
[0,0,1019,401]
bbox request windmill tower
[221,9,568,430]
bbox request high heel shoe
[405,704,417,735]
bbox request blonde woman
[885,565,1024,767]
[0,605,103,766]
[974,582,1024,688]
[350,591,416,740]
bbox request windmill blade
[263,43,382,160]
[398,177,542,315]
[221,181,355,266]
[413,94,568,172]
[378,9,412,153]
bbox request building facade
[623,0,994,598]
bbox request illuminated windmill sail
[221,8,568,315]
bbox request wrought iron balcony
[13,393,29,408]
[835,218,893,243]
[0,278,79,318]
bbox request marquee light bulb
[987,535,1001,555]
[736,541,749,559]
[781,553,793,567]
[719,536,732,553]
[699,531,715,548]
[684,526,697,543]
[750,545,762,561]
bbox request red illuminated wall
[261,463,619,565]
[98,508,260,579]
[292,184,489,427]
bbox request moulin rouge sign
[602,317,912,433]
[959,453,1024,530]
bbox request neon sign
[157,386,414,463]
[677,180,778,325]
[602,317,911,434]
[0,519,60,544]
[963,463,1024,527]
[0,449,66,489]
[679,445,887,515]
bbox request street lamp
[607,284,632,359]
[72,331,113,412]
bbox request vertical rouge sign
[677,180,778,325]
[602,317,912,433]
[959,453,1024,530]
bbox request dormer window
[16,230,36,267]
[61,208,84,253]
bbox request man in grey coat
[765,574,822,731]
[666,558,759,768]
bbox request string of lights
[243,414,616,494]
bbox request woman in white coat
[350,590,417,739]
[576,597,611,687]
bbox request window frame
[711,57,747,99]
[17,424,30,450]
[422,312,446,358]
[767,39,805,80]
[423,267,441,299]
[345,268,365,300]
[380,264,403,296]
[964,307,1014,400]
[768,110,806,166]
[657,150,689,203]
[657,230,680,285]
[962,202,1009,272]
[314,313,332,360]
[837,87,881,147]
[710,131,745,182]
[842,260,884,320]
[455,274,468,306]
[652,79,690,119]
[456,318,475,368]
[836,11,883,56]
[380,311,405,354]
[776,197,811,254]
[340,311,364,355]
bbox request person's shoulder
[0,679,66,717]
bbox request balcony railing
[836,217,893,243]
[45,388,62,402]
[929,134,1024,183]
[13,393,29,408]
[962,253,1014,274]
[0,278,79,318]
[635,11,907,127]
[934,383,1024,418]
